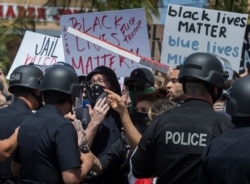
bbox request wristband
[81,144,90,153]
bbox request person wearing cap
[0,64,44,184]
[11,65,93,183]
[125,67,155,112]
[131,52,234,184]
[76,65,122,184]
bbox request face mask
[89,84,106,106]
[129,86,155,109]
[132,111,150,134]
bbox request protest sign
[7,31,64,79]
[161,4,248,72]
[67,27,170,73]
[148,24,164,62]
[60,8,152,77]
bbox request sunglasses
[127,85,145,91]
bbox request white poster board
[161,4,248,72]
[60,8,151,77]
[7,31,65,78]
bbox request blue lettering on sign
[168,35,199,51]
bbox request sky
[153,0,208,24]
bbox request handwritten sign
[7,31,65,79]
[60,8,151,77]
[161,4,248,72]
[148,24,164,62]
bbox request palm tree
[208,0,249,14]
[0,15,35,73]
[44,0,160,24]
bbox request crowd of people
[0,51,249,184]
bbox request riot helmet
[39,65,81,97]
[226,76,250,118]
[178,52,229,103]
[9,64,43,93]
[178,52,228,88]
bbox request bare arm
[0,70,11,97]
[62,152,94,184]
[105,89,141,149]
[0,127,19,161]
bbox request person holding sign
[131,52,234,184]
[11,65,93,184]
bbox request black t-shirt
[13,104,81,183]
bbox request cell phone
[90,85,107,105]
[95,91,107,102]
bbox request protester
[131,52,235,184]
[0,64,43,183]
[77,66,123,184]
[166,65,185,103]
[11,65,93,183]
[125,67,155,113]
[91,88,177,184]
[198,75,250,184]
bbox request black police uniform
[0,99,33,183]
[13,104,81,183]
[198,121,250,184]
[131,99,234,184]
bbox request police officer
[131,52,235,184]
[0,64,43,183]
[12,65,93,183]
[198,75,250,184]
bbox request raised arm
[105,89,141,149]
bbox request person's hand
[71,119,88,147]
[87,97,109,126]
[240,68,249,78]
[64,111,76,121]
[104,89,126,114]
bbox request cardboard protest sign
[148,24,164,62]
[67,27,170,73]
[161,4,248,72]
[60,8,152,77]
[7,31,65,79]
